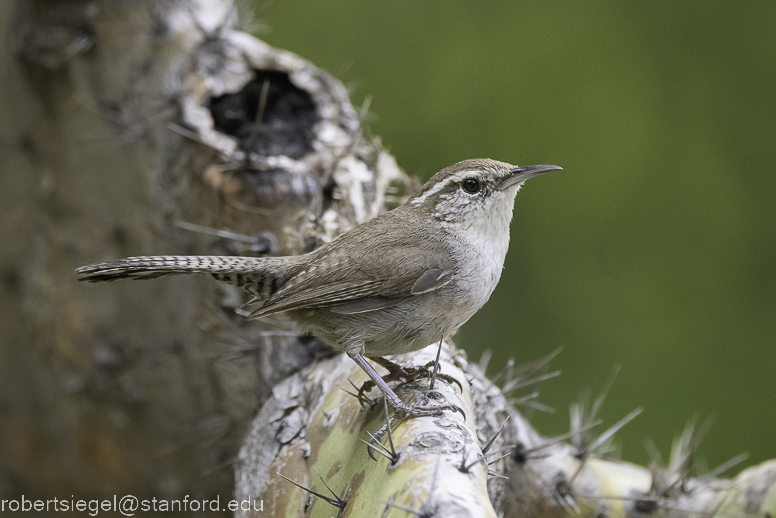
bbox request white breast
[449,189,517,314]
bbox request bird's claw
[366,423,390,461]
[365,399,465,461]
[357,358,463,401]
[392,400,465,419]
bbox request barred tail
[75,255,295,298]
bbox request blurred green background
[258,1,775,470]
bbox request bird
[76,158,562,417]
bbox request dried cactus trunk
[0,1,773,517]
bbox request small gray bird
[76,159,562,416]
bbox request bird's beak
[500,164,563,190]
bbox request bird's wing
[247,220,453,319]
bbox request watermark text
[1,495,263,515]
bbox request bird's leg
[351,354,463,418]
[429,339,442,391]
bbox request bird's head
[409,159,562,229]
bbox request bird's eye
[461,178,480,194]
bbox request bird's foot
[357,357,463,401]
[390,399,465,419]
[364,397,465,461]
[351,354,466,422]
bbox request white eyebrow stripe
[410,170,480,205]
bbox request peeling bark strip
[1,1,774,517]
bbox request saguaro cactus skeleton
[1,1,774,517]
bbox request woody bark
[0,1,774,517]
